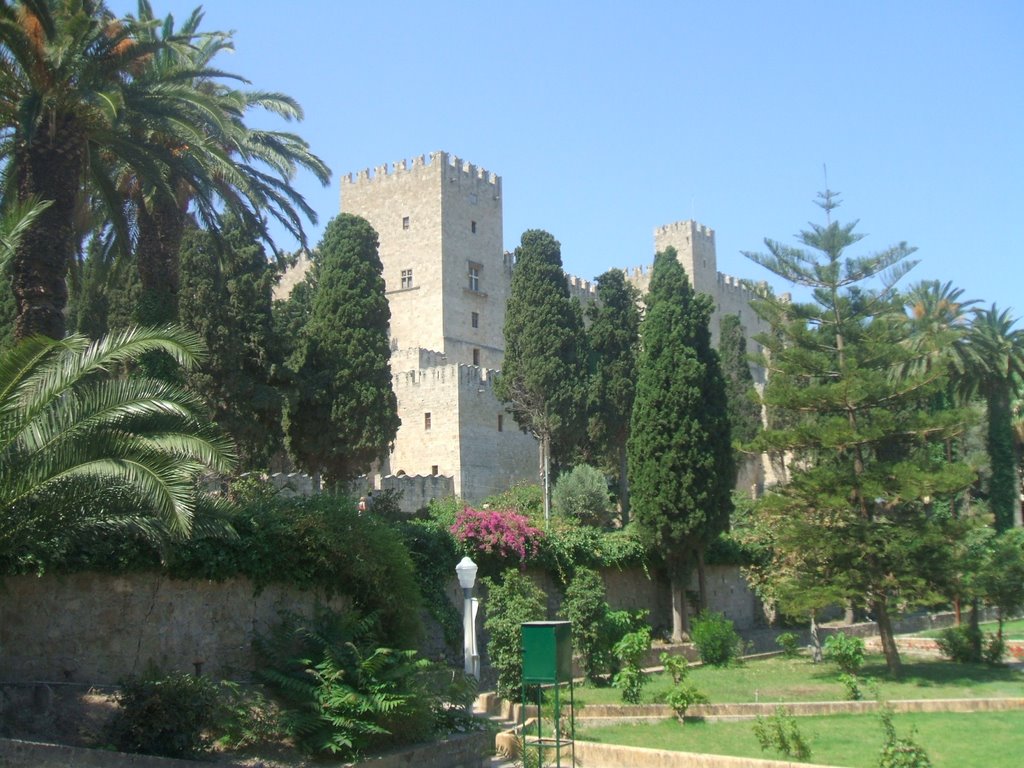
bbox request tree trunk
[136,198,186,326]
[540,433,551,525]
[969,599,982,661]
[617,442,630,527]
[670,575,690,642]
[809,611,822,663]
[12,116,86,341]
[954,596,962,626]
[873,599,902,675]
[844,602,856,625]
[669,553,693,642]
[696,546,708,612]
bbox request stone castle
[281,151,772,510]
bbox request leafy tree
[178,222,284,470]
[0,326,235,543]
[719,313,763,446]
[742,191,976,674]
[628,247,735,641]
[495,229,588,522]
[586,268,640,523]
[552,463,613,527]
[283,214,399,485]
[976,529,1024,641]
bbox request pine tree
[283,214,399,485]
[628,247,735,641]
[743,191,976,673]
[178,222,284,470]
[495,230,588,522]
[586,269,641,523]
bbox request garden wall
[0,573,353,685]
[0,564,758,685]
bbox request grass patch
[578,711,1024,767]
[571,653,1024,707]
[914,618,1024,639]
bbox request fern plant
[255,608,470,758]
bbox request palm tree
[0,0,167,340]
[122,1,330,328]
[0,325,236,541]
[957,305,1024,532]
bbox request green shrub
[878,706,932,767]
[659,651,689,685]
[775,631,801,658]
[983,634,1005,665]
[551,464,612,526]
[612,626,651,704]
[934,625,982,664]
[560,567,613,682]
[838,672,875,701]
[108,671,220,759]
[482,570,547,700]
[690,611,741,667]
[664,683,708,723]
[752,706,812,761]
[823,632,865,675]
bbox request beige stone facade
[277,150,777,507]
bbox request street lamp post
[455,556,480,679]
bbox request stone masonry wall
[0,573,347,685]
[0,565,758,685]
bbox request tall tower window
[471,220,477,234]
[498,414,503,432]
[472,348,480,366]
[401,269,413,289]
[402,216,410,230]
[468,263,481,292]
[471,312,479,328]
[424,412,431,430]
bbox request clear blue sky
[114,1,1023,317]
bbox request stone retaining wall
[0,731,492,768]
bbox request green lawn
[571,654,1024,707]
[577,711,1024,767]
[914,617,1024,639]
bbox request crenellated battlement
[391,359,499,391]
[565,273,598,297]
[655,219,716,242]
[341,150,500,189]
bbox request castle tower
[340,151,510,370]
[339,152,536,505]
[654,220,718,297]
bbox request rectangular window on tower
[471,220,477,234]
[402,216,410,230]
[472,348,480,366]
[468,263,481,292]
[401,269,413,289]
[424,412,431,430]
[498,414,503,432]
[471,312,479,328]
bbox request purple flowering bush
[450,506,544,564]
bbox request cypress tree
[586,269,640,524]
[628,247,735,641]
[283,213,399,485]
[719,314,763,447]
[178,221,284,470]
[495,229,588,522]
